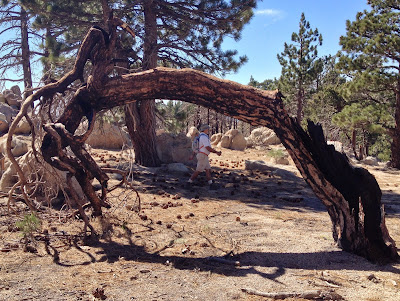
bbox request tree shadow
[132,163,329,214]
[75,238,400,280]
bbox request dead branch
[241,288,344,300]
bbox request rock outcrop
[245,127,280,148]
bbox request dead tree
[6,18,398,263]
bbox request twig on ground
[241,288,344,300]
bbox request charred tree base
[298,121,398,263]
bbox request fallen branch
[241,288,344,300]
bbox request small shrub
[267,149,285,158]
[16,213,41,242]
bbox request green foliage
[157,100,194,134]
[248,76,278,90]
[16,213,41,241]
[332,102,385,133]
[370,133,391,161]
[277,12,323,122]
[267,149,285,159]
[338,0,400,164]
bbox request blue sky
[222,0,370,85]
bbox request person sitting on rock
[187,124,221,189]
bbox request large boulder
[0,94,6,103]
[217,129,247,151]
[0,102,18,123]
[3,89,21,108]
[231,132,247,151]
[210,133,222,146]
[81,121,131,149]
[218,135,231,148]
[246,127,280,148]
[361,156,379,166]
[10,85,22,97]
[14,116,31,135]
[0,135,29,157]
[156,130,193,164]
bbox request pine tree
[0,0,39,96]
[338,0,400,168]
[277,12,323,124]
[15,0,257,166]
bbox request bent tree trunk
[7,25,398,263]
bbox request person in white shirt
[187,124,221,188]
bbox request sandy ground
[0,147,399,301]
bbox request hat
[199,124,210,132]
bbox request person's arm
[206,146,222,156]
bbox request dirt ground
[0,146,399,301]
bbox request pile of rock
[245,127,280,148]
[211,129,247,151]
[0,85,30,135]
[77,121,131,150]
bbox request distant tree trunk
[20,7,33,99]
[391,84,400,168]
[125,0,161,167]
[296,84,304,124]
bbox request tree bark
[125,0,161,167]
[20,7,33,99]
[391,79,400,168]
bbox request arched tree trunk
[7,24,398,263]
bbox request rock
[10,85,22,97]
[218,135,231,148]
[0,113,8,133]
[225,129,239,137]
[230,132,247,151]
[361,156,379,166]
[272,156,290,165]
[244,160,272,171]
[80,121,131,149]
[14,117,31,135]
[210,133,222,146]
[3,89,21,108]
[271,168,300,181]
[327,140,344,152]
[156,130,193,164]
[0,102,18,123]
[166,163,190,173]
[246,127,280,147]
[0,136,29,157]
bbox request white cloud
[255,9,283,18]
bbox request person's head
[187,126,200,140]
[199,124,210,133]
